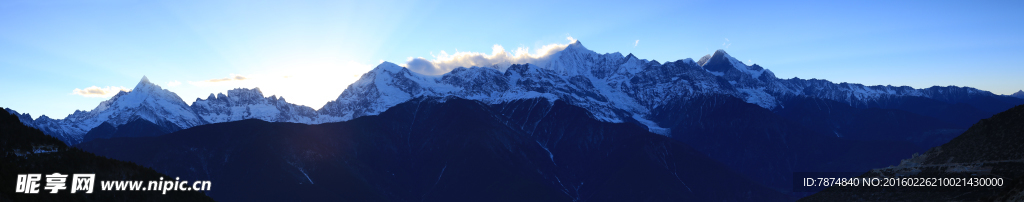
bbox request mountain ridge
[1011,90,1024,99]
[8,41,1023,144]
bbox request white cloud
[206,74,247,82]
[403,38,577,75]
[634,40,639,47]
[188,74,249,86]
[71,86,129,98]
[167,80,181,86]
[406,57,441,75]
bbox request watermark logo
[14,173,208,194]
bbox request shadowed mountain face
[801,104,1024,201]
[78,97,790,202]
[1012,90,1024,99]
[774,96,965,148]
[0,109,214,202]
[81,118,179,143]
[852,94,1023,129]
[649,95,926,193]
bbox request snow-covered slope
[319,41,653,126]
[7,77,338,145]
[317,41,1016,135]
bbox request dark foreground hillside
[79,97,791,202]
[0,109,214,202]
[801,104,1024,201]
[650,95,926,193]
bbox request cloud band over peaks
[404,37,577,75]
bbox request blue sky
[2,0,1022,119]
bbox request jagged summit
[695,49,767,79]
[624,53,637,59]
[124,76,187,105]
[566,40,585,49]
[133,75,156,91]
[190,87,319,124]
[700,49,734,70]
[227,87,265,101]
[696,49,733,66]
[199,88,268,103]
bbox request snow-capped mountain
[317,41,1018,135]
[319,41,657,127]
[190,87,322,124]
[6,80,328,145]
[6,76,206,144]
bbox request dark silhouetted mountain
[81,118,178,143]
[648,94,925,194]
[0,108,213,202]
[774,96,964,148]
[1011,90,1024,99]
[860,92,1024,128]
[78,97,790,202]
[801,104,1024,201]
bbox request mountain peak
[696,54,712,66]
[373,61,404,73]
[696,49,769,79]
[700,49,737,72]
[707,49,733,64]
[564,40,587,52]
[226,87,266,101]
[625,53,636,58]
[696,49,730,66]
[1011,90,1024,99]
[133,75,159,91]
